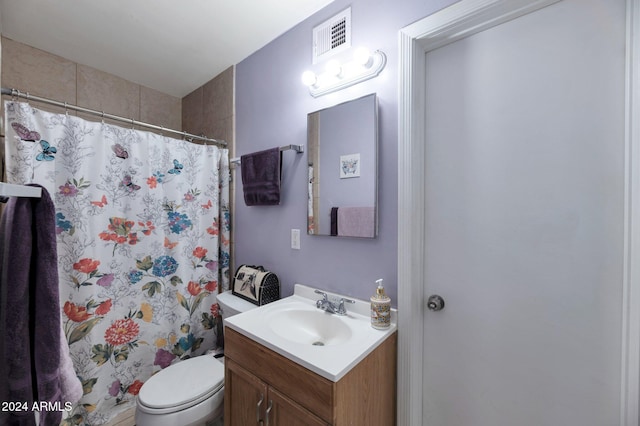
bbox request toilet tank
[217,290,258,318]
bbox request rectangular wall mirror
[307,93,378,238]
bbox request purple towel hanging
[241,147,282,206]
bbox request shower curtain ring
[101,111,105,124]
[131,118,135,129]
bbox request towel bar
[230,144,304,166]
[0,182,42,198]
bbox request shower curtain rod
[1,87,227,147]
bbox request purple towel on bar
[241,147,282,206]
[0,185,62,426]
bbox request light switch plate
[291,229,301,249]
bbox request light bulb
[301,70,317,87]
[325,59,342,77]
[354,47,372,66]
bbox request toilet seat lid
[138,355,224,409]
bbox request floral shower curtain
[4,101,231,425]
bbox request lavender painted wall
[235,0,456,305]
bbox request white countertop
[223,283,397,382]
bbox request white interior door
[422,0,625,424]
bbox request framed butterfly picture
[339,153,360,179]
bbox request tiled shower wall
[182,66,234,148]
[1,37,182,128]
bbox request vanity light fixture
[301,48,387,97]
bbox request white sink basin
[268,308,352,346]
[224,284,397,382]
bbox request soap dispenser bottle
[370,279,391,329]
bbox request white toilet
[135,291,257,426]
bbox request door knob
[427,295,445,311]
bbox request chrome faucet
[314,290,355,316]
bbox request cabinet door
[225,359,268,426]
[267,387,329,426]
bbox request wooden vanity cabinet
[224,327,397,426]
[225,358,327,425]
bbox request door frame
[397,0,640,425]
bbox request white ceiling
[0,0,335,98]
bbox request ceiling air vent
[313,8,351,64]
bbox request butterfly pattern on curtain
[4,101,231,425]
